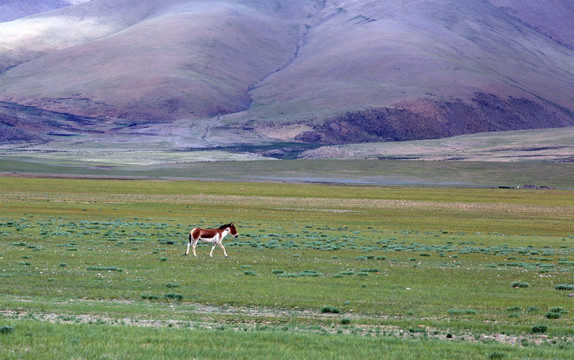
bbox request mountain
[0,0,573,148]
[0,1,90,22]
[488,0,574,50]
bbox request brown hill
[0,0,573,146]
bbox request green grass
[1,157,574,188]
[1,320,572,360]
[1,176,573,358]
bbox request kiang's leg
[218,242,228,257]
[192,239,199,257]
[209,243,216,257]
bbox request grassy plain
[1,156,574,188]
[1,177,573,359]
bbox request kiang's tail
[189,232,192,242]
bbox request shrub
[340,318,351,325]
[548,306,567,315]
[321,306,341,314]
[244,271,257,276]
[488,352,507,360]
[447,309,477,315]
[511,281,529,288]
[554,284,574,291]
[0,326,15,334]
[87,266,123,272]
[545,311,561,319]
[278,273,298,278]
[298,270,323,277]
[164,293,183,301]
[531,324,548,334]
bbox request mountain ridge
[0,0,573,149]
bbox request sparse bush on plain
[141,294,159,300]
[0,326,15,334]
[546,306,567,319]
[511,281,529,288]
[488,352,507,360]
[278,273,298,278]
[554,284,574,290]
[545,311,561,319]
[447,309,477,315]
[86,266,123,272]
[321,306,341,314]
[531,324,548,334]
[164,293,183,301]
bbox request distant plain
[1,127,573,189]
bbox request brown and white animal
[185,222,238,257]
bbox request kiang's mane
[218,223,232,229]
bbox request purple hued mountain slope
[0,0,90,22]
[0,0,573,147]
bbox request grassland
[1,155,574,189]
[1,177,573,359]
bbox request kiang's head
[224,222,238,238]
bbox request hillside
[0,0,573,148]
[0,1,87,22]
